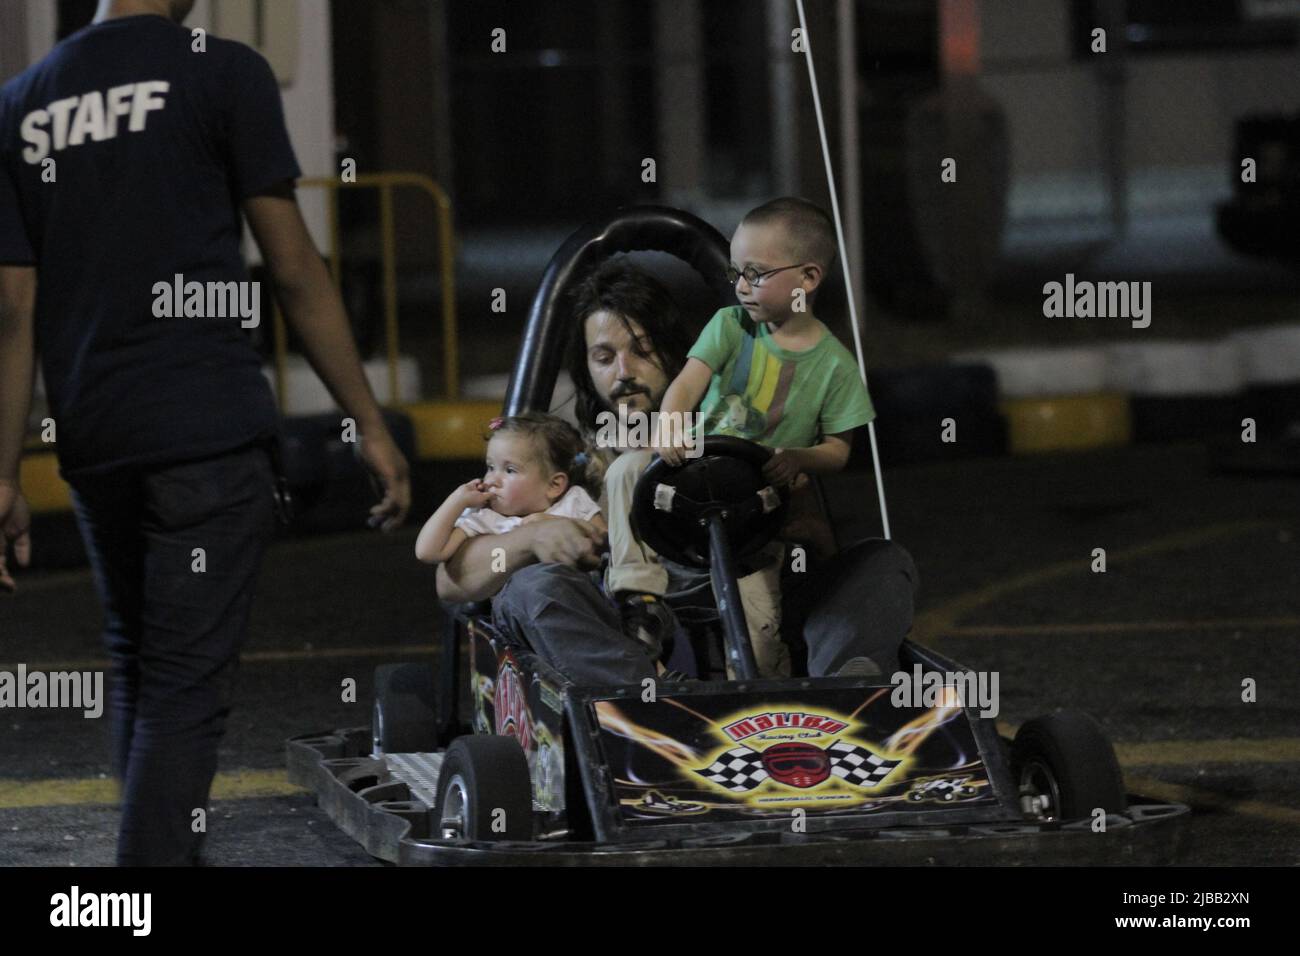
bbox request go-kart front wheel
[435,736,534,842]
[1011,710,1126,822]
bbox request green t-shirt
[687,306,875,448]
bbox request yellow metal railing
[275,172,459,409]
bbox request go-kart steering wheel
[630,435,789,569]
[630,436,790,680]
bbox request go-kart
[287,206,1187,865]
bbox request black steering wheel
[631,436,790,569]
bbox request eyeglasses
[725,263,805,287]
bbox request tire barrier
[1210,323,1300,476]
[953,347,1109,398]
[405,399,504,460]
[1104,341,1244,442]
[1000,393,1132,455]
[954,347,1127,454]
[1232,324,1300,438]
[20,323,1300,520]
[957,327,1300,456]
[851,364,1007,469]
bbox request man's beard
[608,384,658,412]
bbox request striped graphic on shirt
[764,358,797,430]
[721,317,797,438]
[729,325,756,396]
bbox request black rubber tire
[1011,711,1127,821]
[434,736,534,842]
[372,663,439,755]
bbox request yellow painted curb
[19,452,72,515]
[404,399,502,460]
[1000,392,1132,454]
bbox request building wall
[978,0,1300,219]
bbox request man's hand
[357,430,411,532]
[0,480,32,594]
[531,517,605,569]
[762,447,805,487]
[244,189,411,532]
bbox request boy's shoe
[617,591,677,662]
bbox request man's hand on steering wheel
[762,447,805,487]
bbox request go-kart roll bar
[504,205,734,416]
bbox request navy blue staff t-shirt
[0,15,299,478]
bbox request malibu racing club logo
[694,710,902,793]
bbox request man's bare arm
[0,266,37,484]
[0,266,37,592]
[242,185,410,530]
[435,518,606,603]
[436,526,541,603]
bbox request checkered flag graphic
[695,747,769,792]
[828,741,901,788]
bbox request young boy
[617,197,875,677]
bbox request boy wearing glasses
[608,197,875,678]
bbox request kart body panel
[286,615,1189,865]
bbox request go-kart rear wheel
[372,662,439,755]
[434,736,534,842]
[1011,711,1126,822]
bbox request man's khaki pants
[603,450,790,677]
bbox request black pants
[70,444,275,866]
[492,538,918,685]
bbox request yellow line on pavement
[1125,775,1300,828]
[942,616,1300,637]
[994,724,1300,768]
[913,521,1271,644]
[1114,737,1300,766]
[0,769,303,810]
[0,643,436,674]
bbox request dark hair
[565,259,694,436]
[486,412,596,497]
[740,197,838,271]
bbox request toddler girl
[416,412,604,564]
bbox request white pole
[794,0,891,540]
[836,0,865,332]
